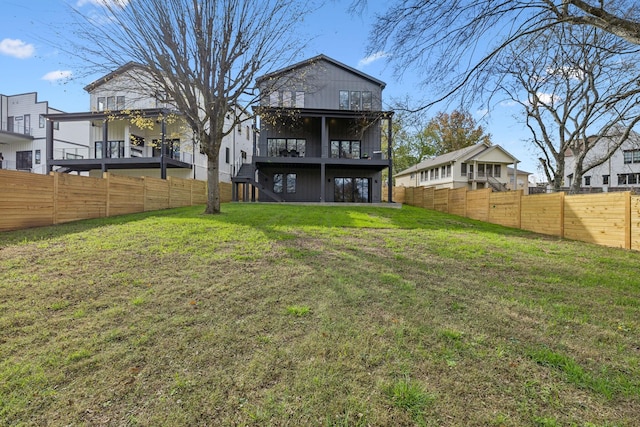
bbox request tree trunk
[204,156,221,214]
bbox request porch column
[45,119,54,174]
[320,162,326,203]
[102,119,109,173]
[160,117,167,179]
[472,160,478,190]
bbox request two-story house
[395,142,528,193]
[0,92,88,173]
[44,62,253,182]
[234,55,393,203]
[564,130,640,191]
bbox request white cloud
[357,51,389,68]
[42,70,73,82]
[0,38,35,59]
[536,92,561,105]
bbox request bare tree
[352,0,640,109]
[69,0,310,213]
[496,22,640,193]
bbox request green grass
[1,203,639,426]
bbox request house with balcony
[564,129,640,191]
[0,92,88,173]
[395,142,527,193]
[233,55,393,203]
[44,62,253,182]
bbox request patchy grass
[1,203,639,426]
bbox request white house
[395,142,529,194]
[564,130,640,191]
[0,92,88,173]
[46,63,254,182]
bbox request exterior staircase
[232,163,284,202]
[487,175,508,192]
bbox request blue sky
[0,0,540,178]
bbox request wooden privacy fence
[401,186,640,251]
[0,170,218,232]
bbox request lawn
[1,203,639,426]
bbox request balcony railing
[1,121,32,136]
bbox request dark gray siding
[259,59,383,111]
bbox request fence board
[466,188,491,222]
[55,173,107,224]
[564,192,630,249]
[488,191,522,228]
[0,170,54,231]
[144,177,170,211]
[107,174,145,216]
[220,182,232,203]
[632,196,640,251]
[448,187,467,216]
[434,188,449,212]
[423,187,435,210]
[521,192,564,237]
[169,177,192,208]
[0,170,207,232]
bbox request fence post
[560,192,565,239]
[103,172,110,218]
[625,191,631,250]
[52,172,59,225]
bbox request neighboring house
[564,130,640,191]
[45,62,253,182]
[506,166,532,194]
[235,54,393,202]
[395,142,526,193]
[0,92,88,173]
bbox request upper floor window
[267,91,304,108]
[584,176,591,186]
[623,149,640,164]
[339,90,372,110]
[267,138,306,157]
[330,140,361,159]
[97,96,125,111]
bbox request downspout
[45,118,54,174]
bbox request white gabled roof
[395,142,519,177]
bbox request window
[362,92,372,110]
[267,138,306,157]
[225,147,230,164]
[618,174,627,185]
[273,173,296,194]
[23,115,30,135]
[53,121,59,130]
[106,96,116,110]
[286,173,297,193]
[116,96,125,110]
[446,164,451,177]
[246,126,250,140]
[339,91,349,110]
[334,177,370,202]
[39,114,45,128]
[269,91,280,107]
[273,173,283,193]
[630,174,638,185]
[494,165,501,177]
[282,91,292,107]
[435,168,439,179]
[623,149,640,164]
[350,91,361,110]
[295,91,305,108]
[97,97,105,111]
[584,176,591,186]
[330,140,360,159]
[35,149,41,165]
[603,175,609,185]
[339,90,373,110]
[16,151,32,170]
[152,139,180,159]
[461,163,467,176]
